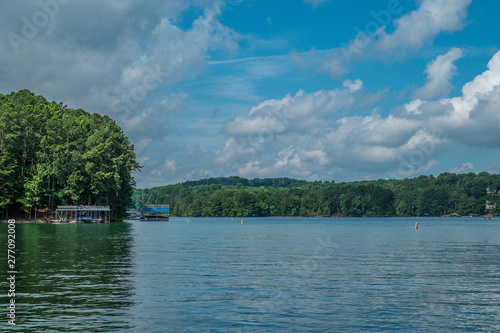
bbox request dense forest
[0,90,140,220]
[133,173,500,217]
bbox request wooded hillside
[134,173,500,217]
[0,90,140,220]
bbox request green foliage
[0,90,140,220]
[134,172,500,218]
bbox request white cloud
[389,160,441,179]
[0,0,238,145]
[0,1,242,188]
[450,162,474,174]
[123,92,189,149]
[294,0,471,78]
[164,159,176,172]
[161,92,190,114]
[343,79,363,92]
[133,138,153,156]
[435,50,500,147]
[1,1,496,187]
[225,116,286,135]
[413,47,463,99]
[217,49,500,181]
[375,0,471,54]
[238,146,315,178]
[131,47,500,186]
[462,51,500,99]
[404,99,425,115]
[332,115,421,148]
[487,161,500,174]
[301,149,329,166]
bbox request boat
[80,217,93,223]
[55,205,111,224]
[49,218,72,224]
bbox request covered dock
[141,205,169,221]
[55,205,111,223]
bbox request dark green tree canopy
[0,89,140,220]
[134,172,500,218]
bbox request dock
[54,205,111,223]
[141,205,169,221]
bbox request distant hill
[180,176,310,188]
[133,172,500,218]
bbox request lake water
[2,217,500,332]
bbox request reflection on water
[2,218,500,332]
[0,223,135,332]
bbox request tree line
[0,90,140,220]
[133,173,500,217]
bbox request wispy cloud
[292,0,471,78]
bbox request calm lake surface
[2,217,500,332]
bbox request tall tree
[0,90,140,220]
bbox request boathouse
[141,205,169,221]
[56,205,111,222]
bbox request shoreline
[169,214,499,219]
[0,219,118,224]
[2,215,498,224]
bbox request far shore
[0,219,118,224]
[2,214,498,224]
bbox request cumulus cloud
[218,50,500,180]
[1,1,496,186]
[433,50,500,147]
[0,0,240,187]
[413,47,463,99]
[0,0,238,139]
[222,87,359,138]
[217,80,411,178]
[450,162,474,174]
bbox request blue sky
[1,0,500,187]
